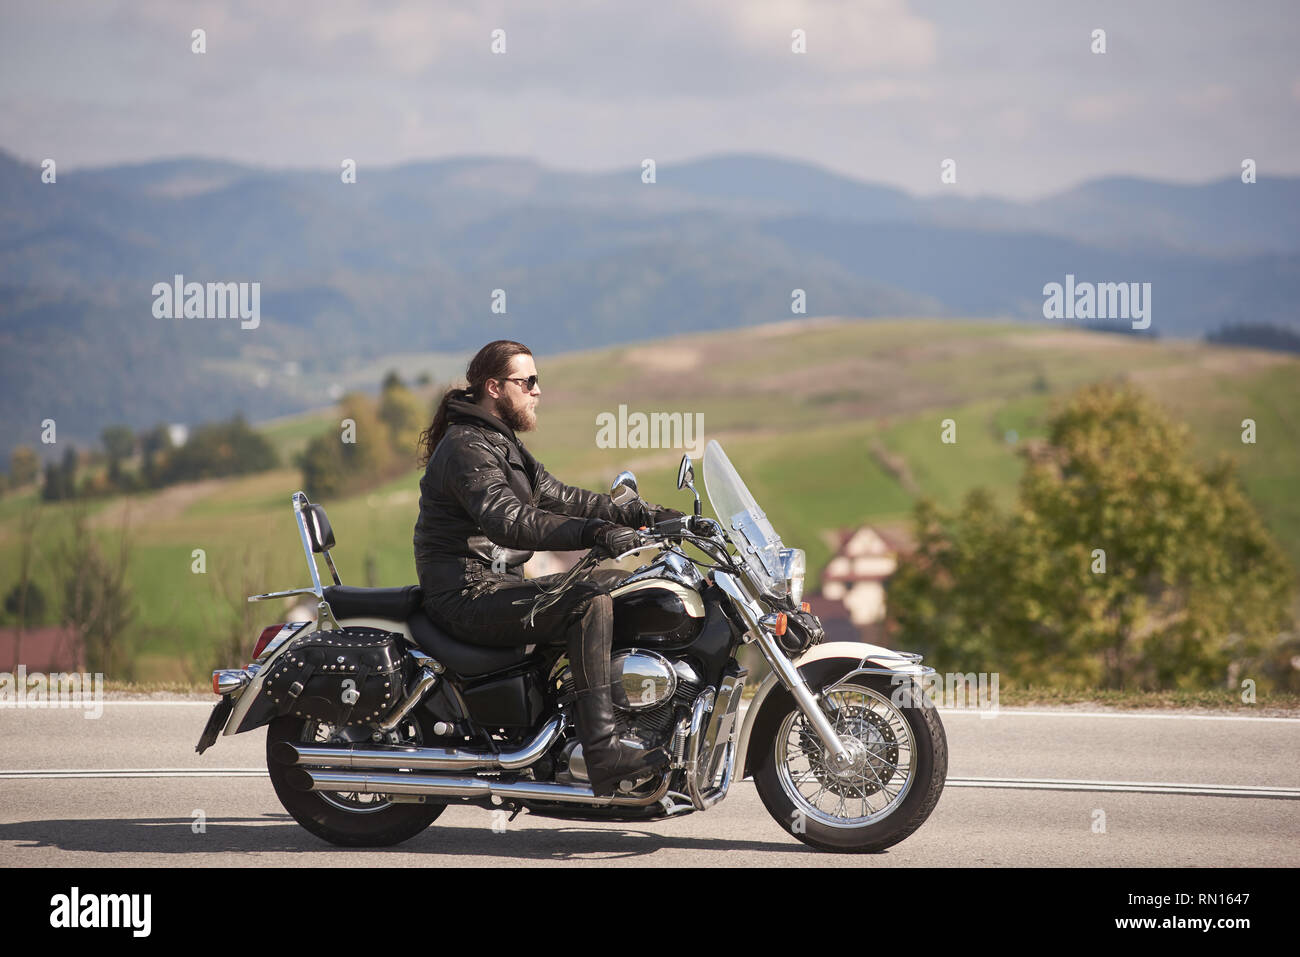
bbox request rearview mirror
[677,455,694,491]
[610,470,639,506]
[678,454,702,517]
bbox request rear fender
[735,641,933,780]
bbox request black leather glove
[587,522,646,560]
[648,506,687,533]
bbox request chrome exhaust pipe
[271,715,565,773]
[285,767,670,807]
[376,666,439,734]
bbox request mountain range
[2,149,1297,464]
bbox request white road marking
[935,709,1300,723]
[946,777,1300,799]
[0,768,266,778]
[3,768,1297,799]
[25,701,1292,722]
[0,701,214,708]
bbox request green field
[4,317,1298,681]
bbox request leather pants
[420,567,669,794]
[419,567,631,651]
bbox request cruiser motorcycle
[197,439,947,852]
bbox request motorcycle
[197,439,947,852]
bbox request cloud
[2,0,1299,199]
[724,0,937,71]
[1177,83,1233,111]
[1067,92,1141,124]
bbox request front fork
[713,570,855,768]
[752,628,855,771]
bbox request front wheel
[751,664,946,853]
[266,711,446,847]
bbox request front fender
[735,641,930,780]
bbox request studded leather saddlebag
[261,626,405,728]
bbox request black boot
[568,591,670,797]
[574,686,671,797]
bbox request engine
[554,650,705,781]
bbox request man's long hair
[417,339,533,467]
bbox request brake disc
[798,705,899,797]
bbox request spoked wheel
[266,711,445,847]
[752,666,947,853]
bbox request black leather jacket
[413,396,661,598]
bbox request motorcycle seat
[322,585,423,621]
[405,609,530,677]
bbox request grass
[732,678,1300,713]
[4,317,1299,684]
[988,685,1300,714]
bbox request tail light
[252,624,286,662]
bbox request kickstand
[506,805,525,823]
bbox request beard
[496,390,537,433]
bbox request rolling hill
[2,317,1296,682]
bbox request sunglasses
[499,375,539,391]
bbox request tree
[101,425,135,486]
[297,383,420,501]
[4,582,47,627]
[50,508,136,677]
[59,446,78,498]
[160,414,278,483]
[9,446,39,487]
[40,447,80,501]
[140,423,174,488]
[195,545,274,679]
[297,431,347,500]
[41,459,61,501]
[5,505,43,667]
[888,383,1295,691]
[338,391,392,478]
[379,377,423,459]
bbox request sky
[1,0,1297,199]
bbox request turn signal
[774,613,788,636]
[801,602,811,612]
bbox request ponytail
[417,386,472,467]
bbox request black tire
[266,712,446,847]
[751,661,947,853]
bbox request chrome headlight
[778,548,805,606]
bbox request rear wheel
[266,711,445,847]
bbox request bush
[888,383,1296,691]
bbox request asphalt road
[1,701,1296,867]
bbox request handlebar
[520,516,733,628]
[647,514,719,539]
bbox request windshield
[702,440,787,598]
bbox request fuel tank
[610,578,706,650]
